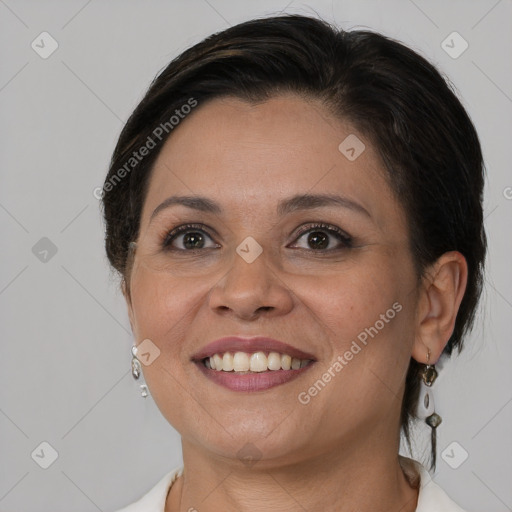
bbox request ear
[122,278,135,334]
[411,251,468,364]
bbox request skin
[123,94,468,512]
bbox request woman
[102,14,486,512]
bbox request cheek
[128,270,200,408]
[129,268,196,344]
[298,271,414,429]
[303,262,404,342]
[302,251,417,394]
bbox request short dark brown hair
[101,14,486,470]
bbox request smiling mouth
[202,351,314,372]
[194,350,315,392]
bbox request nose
[208,246,294,321]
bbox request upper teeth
[204,352,312,372]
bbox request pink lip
[191,336,317,361]
[191,336,317,392]
[195,361,315,392]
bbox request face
[125,94,420,466]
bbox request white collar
[116,456,466,511]
[399,456,467,512]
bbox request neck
[166,437,419,512]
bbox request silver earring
[131,345,149,398]
[131,345,141,379]
[421,349,442,428]
[417,348,442,468]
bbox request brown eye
[305,231,330,250]
[291,223,352,251]
[163,224,218,251]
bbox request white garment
[113,455,467,512]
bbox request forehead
[142,94,401,230]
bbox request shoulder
[399,456,468,512]
[112,467,183,512]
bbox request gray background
[0,0,511,510]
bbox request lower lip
[194,361,315,392]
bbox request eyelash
[294,223,353,250]
[162,222,353,252]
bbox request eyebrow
[150,193,371,222]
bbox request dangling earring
[416,347,442,468]
[131,345,149,398]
